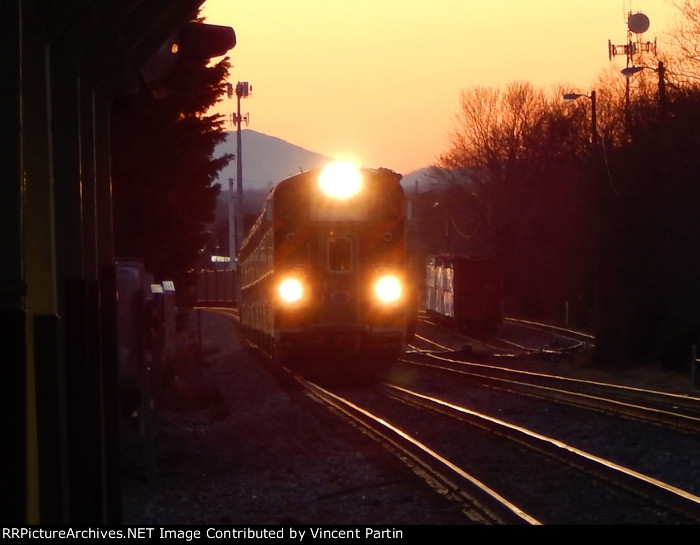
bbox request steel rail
[408,352,700,434]
[383,383,700,523]
[297,377,541,526]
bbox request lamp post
[621,60,666,120]
[563,91,597,151]
[563,90,601,341]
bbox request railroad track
[296,376,539,525]
[207,306,700,523]
[296,373,700,524]
[413,313,589,358]
[403,351,700,435]
[409,313,700,428]
[382,383,700,523]
[503,317,595,349]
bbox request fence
[194,269,237,306]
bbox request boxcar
[425,254,502,336]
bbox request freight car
[237,161,412,378]
[425,254,502,336]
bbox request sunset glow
[201,0,677,174]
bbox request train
[425,254,503,336]
[237,161,413,378]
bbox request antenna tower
[608,3,656,67]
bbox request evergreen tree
[111,28,233,299]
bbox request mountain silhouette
[212,129,331,192]
[209,129,434,237]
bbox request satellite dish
[628,12,650,34]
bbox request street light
[621,60,666,119]
[620,66,644,77]
[563,91,597,149]
[563,90,601,336]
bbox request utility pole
[227,81,251,269]
[228,177,235,270]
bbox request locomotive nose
[330,290,351,304]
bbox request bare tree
[663,1,700,86]
[434,81,599,320]
[439,82,547,176]
[440,86,501,172]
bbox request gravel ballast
[120,310,472,525]
[120,308,699,526]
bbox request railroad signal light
[140,22,236,98]
[176,22,236,62]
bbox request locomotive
[237,161,412,377]
[425,254,503,336]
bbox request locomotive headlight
[374,275,402,304]
[278,278,304,303]
[318,161,362,199]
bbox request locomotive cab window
[328,238,352,272]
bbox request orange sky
[200,0,677,174]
